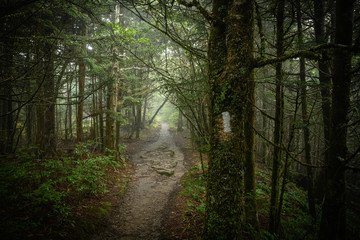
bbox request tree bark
[77,20,86,143]
[135,101,141,139]
[43,43,56,155]
[244,69,260,230]
[142,94,147,128]
[177,109,183,132]
[269,0,285,234]
[204,0,257,238]
[106,4,120,150]
[319,0,354,239]
[35,37,45,155]
[99,86,104,152]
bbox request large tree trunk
[319,0,354,239]
[204,0,256,238]
[204,1,229,237]
[269,0,285,234]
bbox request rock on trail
[92,121,186,240]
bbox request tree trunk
[0,31,15,154]
[43,44,56,155]
[244,69,260,230]
[77,20,86,143]
[99,86,104,152]
[106,4,120,150]
[148,97,168,125]
[92,75,98,141]
[296,0,316,218]
[313,0,332,200]
[142,95,147,128]
[204,0,256,238]
[135,102,141,139]
[204,1,229,237]
[319,0,353,239]
[35,41,45,155]
[116,100,121,151]
[278,94,299,229]
[177,109,183,132]
[269,0,285,234]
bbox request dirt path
[93,121,186,240]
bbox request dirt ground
[91,121,199,240]
[160,129,205,240]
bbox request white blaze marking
[222,112,231,133]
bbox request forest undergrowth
[1,123,359,240]
[164,129,338,240]
[170,158,320,240]
[0,140,130,239]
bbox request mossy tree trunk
[204,0,257,238]
[319,0,354,239]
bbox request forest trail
[92,121,186,240]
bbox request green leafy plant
[0,148,125,239]
[181,163,206,216]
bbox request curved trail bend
[93,121,186,240]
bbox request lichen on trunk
[204,0,258,238]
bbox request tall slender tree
[296,0,316,218]
[269,0,285,233]
[106,4,120,150]
[77,18,86,143]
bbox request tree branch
[252,43,350,69]
[177,0,214,23]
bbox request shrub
[0,143,125,239]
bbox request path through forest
[92,121,186,240]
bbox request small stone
[156,169,174,176]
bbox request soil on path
[92,121,186,240]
